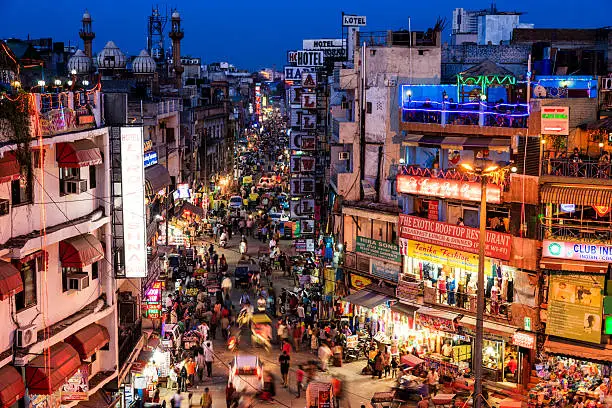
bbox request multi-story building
[450,5,531,46]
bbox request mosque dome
[132,49,156,74]
[82,10,91,21]
[172,10,180,19]
[67,49,91,74]
[96,41,126,69]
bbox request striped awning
[541,185,612,207]
[342,289,392,309]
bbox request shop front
[340,282,395,340]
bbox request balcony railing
[398,165,511,191]
[158,99,183,115]
[423,286,511,320]
[401,101,528,129]
[541,157,612,179]
[541,216,612,243]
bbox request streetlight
[459,160,516,408]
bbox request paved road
[158,232,401,408]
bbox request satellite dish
[534,85,547,98]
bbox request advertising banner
[396,175,501,204]
[407,240,494,274]
[546,273,604,343]
[350,273,371,289]
[370,259,400,282]
[301,93,316,109]
[397,281,420,302]
[284,66,315,82]
[399,214,512,261]
[541,106,569,135]
[355,236,401,263]
[61,365,89,402]
[543,240,612,265]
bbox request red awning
[59,234,104,268]
[65,323,110,360]
[0,152,21,184]
[0,260,23,301]
[0,365,25,407]
[26,343,81,395]
[56,139,102,168]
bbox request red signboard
[396,175,501,204]
[399,214,512,261]
[428,200,439,220]
[512,332,536,350]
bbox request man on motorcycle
[219,230,228,248]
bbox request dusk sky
[2,0,612,72]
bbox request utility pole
[473,175,487,408]
[359,42,366,200]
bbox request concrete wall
[442,43,530,81]
[478,14,520,45]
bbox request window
[59,168,79,195]
[91,261,99,280]
[366,102,372,114]
[15,259,38,312]
[89,165,97,189]
[62,267,82,292]
[11,177,32,206]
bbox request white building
[451,6,532,45]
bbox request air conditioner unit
[338,152,350,160]
[384,78,397,87]
[0,198,9,216]
[63,179,88,195]
[68,273,90,291]
[602,78,612,90]
[15,324,37,348]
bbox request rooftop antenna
[147,4,167,63]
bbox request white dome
[96,41,126,69]
[67,49,92,74]
[82,10,91,21]
[132,49,156,74]
[172,10,180,19]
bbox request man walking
[226,382,236,408]
[200,388,212,408]
[196,351,205,383]
[296,365,305,398]
[203,341,214,378]
[279,350,290,387]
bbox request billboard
[294,50,325,67]
[301,93,317,109]
[399,214,512,260]
[546,273,604,343]
[396,174,502,204]
[301,114,317,130]
[290,132,316,150]
[303,39,347,59]
[284,66,315,82]
[121,127,147,278]
[342,15,367,26]
[543,240,612,264]
[541,106,569,135]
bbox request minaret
[79,10,95,58]
[168,10,184,89]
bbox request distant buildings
[451,5,533,45]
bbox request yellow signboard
[546,274,604,344]
[407,241,492,273]
[242,175,253,184]
[350,274,371,290]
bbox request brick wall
[442,43,531,81]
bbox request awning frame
[541,184,612,207]
[56,139,102,168]
[0,260,24,301]
[65,323,110,360]
[59,233,104,269]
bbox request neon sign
[396,175,501,203]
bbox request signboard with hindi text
[397,175,502,204]
[355,236,401,263]
[546,273,604,343]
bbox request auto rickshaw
[251,313,272,351]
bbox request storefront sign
[284,66,315,82]
[29,394,61,408]
[396,175,501,204]
[397,281,420,302]
[342,15,367,26]
[318,390,331,408]
[370,259,400,282]
[407,240,491,273]
[61,365,89,402]
[546,273,604,344]
[415,312,456,332]
[512,331,536,350]
[355,236,401,263]
[399,215,512,261]
[543,239,612,264]
[291,50,324,67]
[143,281,163,319]
[121,127,147,278]
[428,200,439,220]
[143,151,158,168]
[346,335,358,349]
[294,239,315,252]
[541,106,569,135]
[350,273,371,289]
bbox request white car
[228,355,264,393]
[229,195,243,209]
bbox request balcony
[30,90,101,137]
[541,216,612,244]
[541,157,612,180]
[423,286,511,321]
[157,98,183,117]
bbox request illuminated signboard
[284,66,315,82]
[543,239,612,264]
[512,332,536,350]
[541,106,569,135]
[143,281,163,319]
[396,175,502,204]
[144,151,158,168]
[121,127,147,278]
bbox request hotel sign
[543,239,612,264]
[541,106,569,135]
[396,175,502,204]
[399,214,511,260]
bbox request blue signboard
[144,151,158,168]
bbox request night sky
[2,0,611,72]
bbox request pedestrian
[171,390,182,408]
[210,312,218,340]
[383,349,391,378]
[295,364,305,398]
[196,351,206,383]
[212,252,219,273]
[427,368,439,396]
[185,357,196,387]
[282,338,292,355]
[311,328,318,354]
[200,387,212,408]
[417,395,430,408]
[391,355,399,378]
[293,323,302,352]
[279,350,290,387]
[225,382,236,408]
[318,343,331,372]
[197,321,209,341]
[221,314,230,340]
[203,341,214,377]
[374,352,383,379]
[179,363,188,392]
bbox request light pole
[459,160,516,408]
